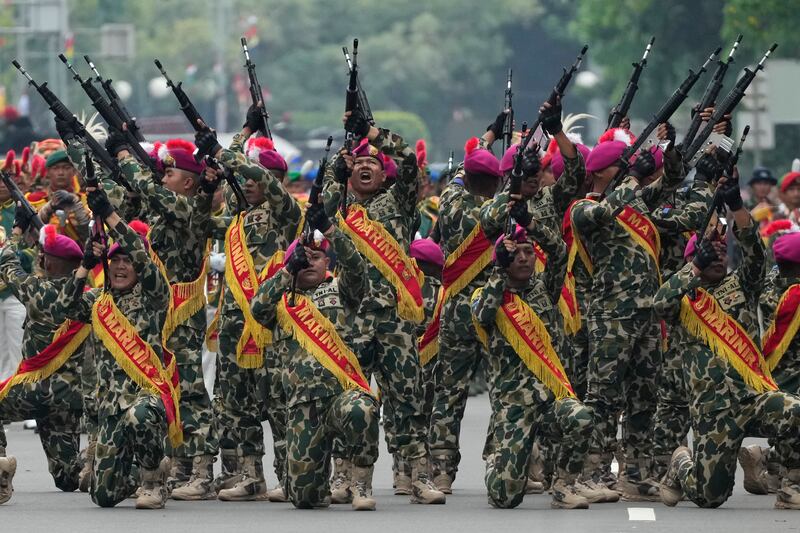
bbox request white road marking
[628,507,656,521]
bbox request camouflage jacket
[0,201,34,300]
[417,275,442,338]
[322,129,418,311]
[651,179,714,279]
[471,220,567,404]
[122,155,212,330]
[250,227,366,407]
[208,133,303,316]
[653,219,765,415]
[55,219,171,418]
[759,268,800,392]
[572,153,684,318]
[481,151,585,242]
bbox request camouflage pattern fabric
[760,268,800,394]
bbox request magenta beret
[684,234,698,260]
[773,232,800,264]
[551,143,591,179]
[157,139,205,176]
[40,226,83,261]
[465,149,501,178]
[410,238,444,268]
[628,145,664,171]
[351,139,384,169]
[586,140,626,173]
[285,234,330,262]
[382,154,397,179]
[491,224,530,262]
[499,144,520,174]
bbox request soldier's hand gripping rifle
[154,58,248,212]
[502,69,514,153]
[290,136,333,305]
[506,146,525,236]
[1,166,43,232]
[241,37,272,139]
[682,35,743,148]
[604,48,719,195]
[12,59,133,192]
[522,45,588,151]
[84,154,109,289]
[607,36,655,129]
[59,54,159,176]
[84,55,145,143]
[682,44,777,162]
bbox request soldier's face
[243,178,266,206]
[783,184,800,209]
[296,248,329,289]
[109,254,138,291]
[507,242,536,282]
[161,167,196,196]
[538,167,555,188]
[590,166,619,192]
[751,182,772,199]
[698,242,728,283]
[46,162,75,190]
[520,173,540,198]
[349,156,385,196]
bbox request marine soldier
[656,177,800,510]
[250,203,379,510]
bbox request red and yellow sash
[337,204,424,323]
[561,199,595,334]
[205,286,223,353]
[442,222,493,299]
[680,288,777,393]
[91,292,183,446]
[472,290,575,399]
[615,205,662,280]
[276,293,373,396]
[418,287,444,366]
[150,246,209,344]
[0,320,90,402]
[762,283,800,371]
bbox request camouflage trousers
[651,330,690,478]
[485,396,592,509]
[563,320,589,401]
[165,321,217,458]
[676,391,800,508]
[428,296,486,476]
[81,340,98,436]
[351,306,428,459]
[286,390,379,509]
[584,314,661,468]
[0,375,82,492]
[216,310,286,483]
[91,394,166,507]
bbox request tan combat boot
[430,455,453,494]
[0,456,17,505]
[267,484,288,502]
[575,478,619,503]
[660,446,691,507]
[551,474,590,509]
[218,455,268,501]
[213,450,241,492]
[171,455,216,500]
[135,459,169,510]
[330,457,352,504]
[526,443,545,494]
[776,468,800,510]
[78,439,96,493]
[351,464,377,511]
[619,458,661,502]
[765,458,783,494]
[410,457,446,504]
[738,445,769,495]
[393,454,412,496]
[166,456,193,494]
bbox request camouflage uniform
[571,153,683,487]
[760,268,800,394]
[250,227,378,508]
[209,133,302,488]
[648,179,714,478]
[471,220,592,508]
[0,239,83,492]
[122,154,216,480]
[322,130,428,461]
[54,219,171,507]
[654,217,800,507]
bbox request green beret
[45,150,70,168]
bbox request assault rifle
[241,37,272,139]
[154,58,248,212]
[12,59,133,191]
[682,35,743,148]
[0,168,42,231]
[502,69,513,153]
[84,55,145,143]
[607,36,655,129]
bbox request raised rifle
[607,36,655,129]
[241,37,272,139]
[12,59,133,192]
[59,54,159,176]
[682,44,777,162]
[154,58,248,212]
[503,69,513,153]
[290,136,333,305]
[1,168,42,231]
[506,146,524,236]
[682,34,743,148]
[84,153,109,289]
[343,39,374,126]
[604,48,719,195]
[83,55,145,143]
[522,45,588,151]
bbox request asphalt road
[2,394,797,533]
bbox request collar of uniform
[0,198,13,210]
